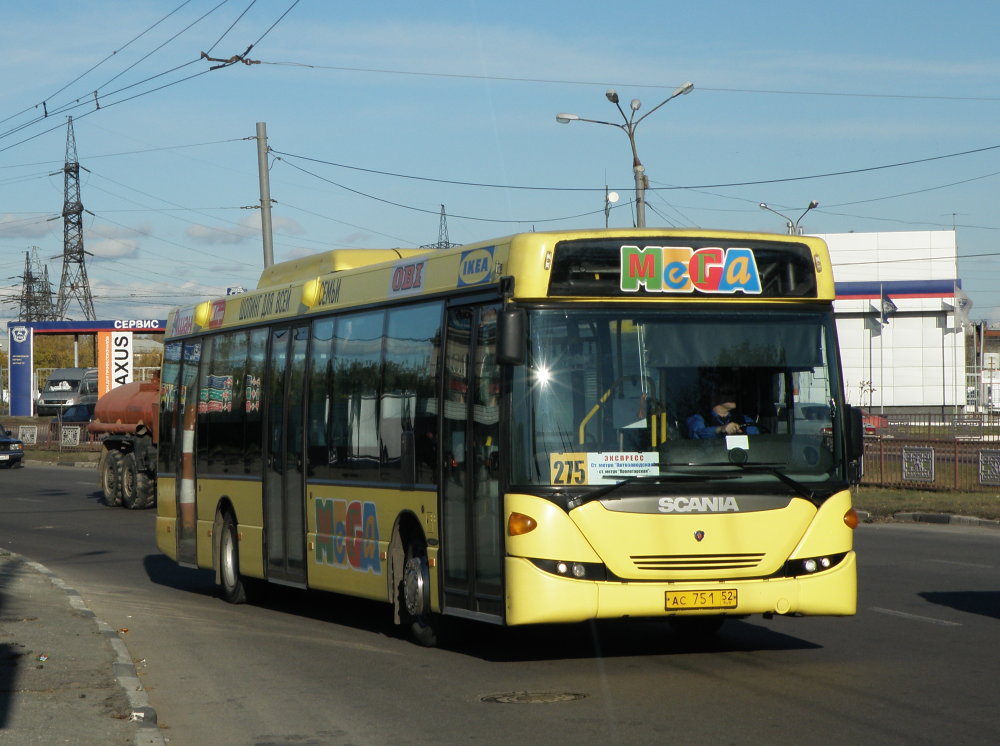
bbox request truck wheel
[102,451,124,507]
[120,452,155,509]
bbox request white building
[814,230,967,414]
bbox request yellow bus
[156,228,863,645]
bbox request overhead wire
[0,0,301,154]
[258,60,1000,102]
[271,144,1000,194]
[0,0,197,129]
[274,156,607,224]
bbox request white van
[36,368,99,416]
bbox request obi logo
[620,245,762,295]
[390,261,425,295]
[458,246,494,286]
[315,498,382,574]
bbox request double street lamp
[759,200,820,235]
[557,81,694,228]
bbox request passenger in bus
[686,387,759,439]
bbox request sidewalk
[0,550,163,746]
[856,509,1000,529]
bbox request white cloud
[185,214,305,245]
[84,223,152,260]
[0,214,55,239]
[184,223,254,245]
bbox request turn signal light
[508,512,537,536]
[843,508,859,529]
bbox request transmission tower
[420,204,460,249]
[55,116,96,320]
[15,247,58,321]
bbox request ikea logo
[458,246,494,287]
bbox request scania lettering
[658,496,741,513]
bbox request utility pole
[55,116,96,320]
[256,122,274,268]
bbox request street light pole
[557,81,693,228]
[759,200,820,235]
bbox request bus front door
[263,325,309,586]
[441,304,503,620]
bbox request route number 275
[550,454,587,485]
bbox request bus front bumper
[504,551,857,626]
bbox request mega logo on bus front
[619,245,762,295]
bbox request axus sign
[97,331,133,397]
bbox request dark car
[0,424,24,468]
[51,403,95,423]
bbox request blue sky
[2,0,999,328]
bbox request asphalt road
[1,464,998,745]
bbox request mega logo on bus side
[314,498,382,574]
[619,245,762,294]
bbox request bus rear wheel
[102,451,123,507]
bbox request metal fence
[862,412,1000,492]
[14,421,102,452]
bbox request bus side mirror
[497,308,525,365]
[845,405,864,483]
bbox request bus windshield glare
[511,308,846,492]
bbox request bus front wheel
[401,543,439,647]
[219,512,250,604]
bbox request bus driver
[686,386,759,439]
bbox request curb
[857,509,1000,529]
[23,458,98,469]
[19,555,165,746]
[892,512,1000,529]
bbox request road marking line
[869,607,962,626]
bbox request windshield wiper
[669,461,818,503]
[568,472,738,509]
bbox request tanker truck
[88,380,158,510]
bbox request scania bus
[156,228,863,645]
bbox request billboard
[98,331,133,397]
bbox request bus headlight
[781,552,847,577]
[530,558,608,581]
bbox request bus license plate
[665,589,738,610]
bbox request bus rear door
[263,325,309,586]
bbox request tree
[32,335,96,369]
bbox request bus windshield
[511,308,846,493]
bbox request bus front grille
[631,553,766,572]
